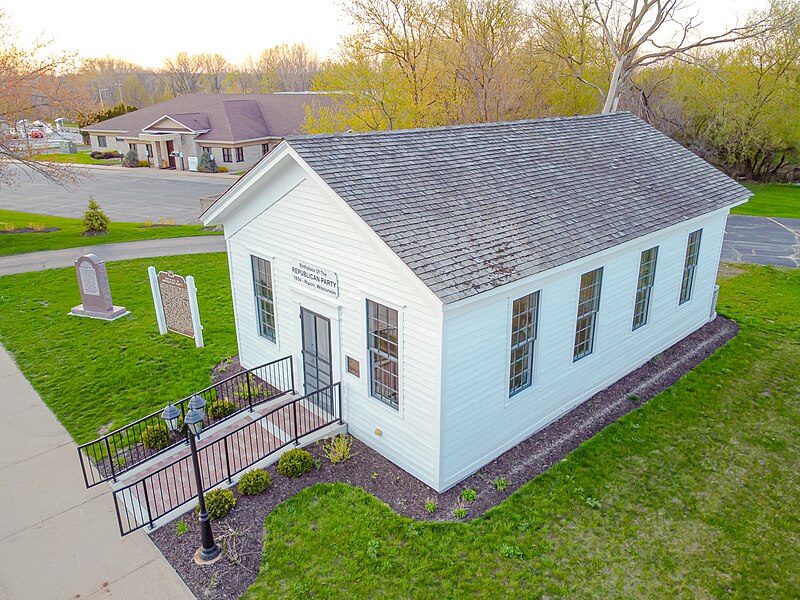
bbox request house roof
[285,112,750,304]
[84,93,330,142]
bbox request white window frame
[573,267,603,361]
[97,135,107,148]
[251,255,277,342]
[366,299,400,410]
[679,229,702,304]
[632,247,658,330]
[509,291,540,396]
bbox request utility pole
[117,83,125,111]
[98,88,109,109]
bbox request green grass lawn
[0,253,237,443]
[35,151,122,165]
[243,266,800,599]
[733,182,800,219]
[0,209,220,256]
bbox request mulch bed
[151,316,738,600]
[0,227,60,234]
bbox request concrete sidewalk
[0,347,194,600]
[0,236,226,277]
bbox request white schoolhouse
[202,112,750,492]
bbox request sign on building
[148,266,204,347]
[291,260,339,298]
[70,254,128,321]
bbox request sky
[7,0,768,69]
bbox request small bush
[492,477,509,491]
[318,434,352,464]
[99,150,119,159]
[82,197,110,233]
[197,151,217,173]
[2,222,15,231]
[141,425,170,450]
[197,488,236,520]
[277,448,315,477]
[142,220,153,228]
[461,488,477,502]
[122,148,139,167]
[216,165,228,173]
[424,498,438,513]
[89,151,102,159]
[453,506,468,519]
[208,399,237,420]
[238,469,271,495]
[28,222,45,232]
[138,160,150,167]
[175,518,188,536]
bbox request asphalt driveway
[0,163,234,224]
[722,214,800,268]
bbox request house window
[128,143,136,151]
[262,143,270,155]
[97,135,107,148]
[632,247,658,330]
[251,256,276,342]
[509,291,540,396]
[201,146,212,155]
[222,147,232,163]
[367,300,399,409]
[235,147,244,162]
[574,267,603,361]
[679,230,702,304]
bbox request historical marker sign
[70,254,128,321]
[148,266,205,348]
[291,260,339,298]
[157,271,194,337]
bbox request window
[679,229,702,304]
[367,300,399,409]
[251,256,276,341]
[97,135,107,148]
[574,267,603,361]
[222,147,232,163]
[262,143,270,155]
[128,143,136,151]
[235,147,244,162]
[201,146,212,155]
[632,247,658,330]
[509,291,540,396]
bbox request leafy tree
[122,147,139,168]
[197,151,217,173]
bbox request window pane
[252,256,276,341]
[367,299,399,409]
[574,268,602,361]
[679,230,702,304]
[509,291,540,395]
[632,247,658,330]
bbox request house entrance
[166,140,176,169]
[300,307,333,396]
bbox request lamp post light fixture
[161,395,221,564]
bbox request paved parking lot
[722,214,800,268]
[0,163,234,224]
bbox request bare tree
[534,0,779,113]
[198,53,229,93]
[160,52,203,96]
[254,44,322,91]
[0,11,89,186]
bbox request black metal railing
[112,382,342,536]
[77,356,295,488]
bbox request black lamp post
[161,395,220,563]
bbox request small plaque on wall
[347,356,360,377]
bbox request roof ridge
[286,111,632,141]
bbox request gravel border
[151,316,738,600]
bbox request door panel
[300,307,332,397]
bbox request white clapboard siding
[224,173,444,488]
[437,209,729,490]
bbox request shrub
[122,148,139,167]
[2,222,15,231]
[492,477,509,491]
[197,151,217,173]
[175,517,188,536]
[424,498,438,513]
[461,488,477,502]
[89,150,101,159]
[100,150,119,159]
[82,197,110,233]
[216,165,228,173]
[277,448,315,477]
[197,488,236,520]
[318,434,352,464]
[28,222,45,232]
[141,425,170,450]
[453,506,468,519]
[208,399,237,420]
[138,159,149,167]
[237,469,271,495]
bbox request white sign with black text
[291,260,339,298]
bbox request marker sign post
[148,266,204,348]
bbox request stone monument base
[70,304,129,321]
